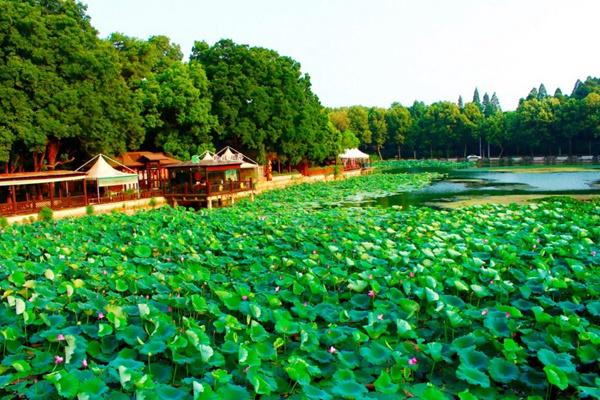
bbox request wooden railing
[163,179,253,197]
[0,195,88,217]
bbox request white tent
[339,148,370,160]
[76,155,139,201]
[215,146,259,169]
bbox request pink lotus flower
[368,290,376,298]
[481,309,488,316]
[312,250,317,255]
[57,334,65,341]
[409,272,415,278]
[242,295,248,301]
[368,274,373,280]
[505,312,511,318]
[489,280,494,285]
[592,251,597,257]
[103,270,107,276]
[303,301,308,307]
[275,286,280,293]
[377,314,384,320]
[81,359,88,368]
[167,306,173,312]
[54,355,64,364]
[98,312,105,320]
[408,357,418,365]
[328,346,337,354]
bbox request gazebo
[339,148,370,170]
[76,155,139,202]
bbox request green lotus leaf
[249,321,269,342]
[78,377,109,399]
[422,386,451,400]
[537,349,576,373]
[460,348,489,370]
[331,379,368,399]
[484,314,510,337]
[140,339,166,356]
[359,341,391,365]
[374,370,399,394]
[456,363,491,388]
[247,366,278,395]
[578,386,600,399]
[302,384,333,400]
[488,357,519,383]
[11,360,31,373]
[285,357,314,385]
[98,323,113,337]
[133,245,152,258]
[215,384,251,400]
[457,390,478,400]
[544,364,568,390]
[426,342,443,362]
[45,370,80,399]
[586,301,600,317]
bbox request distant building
[116,152,181,190]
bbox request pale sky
[83,0,600,111]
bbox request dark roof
[117,152,181,167]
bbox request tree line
[329,80,600,160]
[0,0,339,172]
[1,0,599,174]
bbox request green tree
[538,83,548,99]
[385,103,411,158]
[461,102,484,157]
[347,106,371,145]
[0,0,143,171]
[422,102,465,158]
[140,61,216,160]
[472,88,482,110]
[368,107,387,159]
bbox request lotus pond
[0,168,599,399]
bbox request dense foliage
[2,0,599,173]
[0,169,598,399]
[0,0,336,171]
[329,79,600,159]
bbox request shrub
[38,206,53,222]
[0,217,8,229]
[86,205,94,216]
[148,197,157,208]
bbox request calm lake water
[361,168,600,208]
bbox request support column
[83,180,88,205]
[10,185,16,214]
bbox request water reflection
[371,169,600,208]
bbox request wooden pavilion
[163,152,254,208]
[116,151,181,191]
[0,170,88,216]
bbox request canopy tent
[339,148,370,160]
[215,146,259,169]
[76,155,139,201]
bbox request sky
[83,0,600,111]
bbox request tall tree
[347,106,371,146]
[457,95,464,109]
[490,92,501,112]
[0,0,143,171]
[368,107,388,159]
[482,92,493,117]
[191,39,331,164]
[385,103,412,158]
[538,83,548,99]
[554,87,564,98]
[472,88,482,111]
